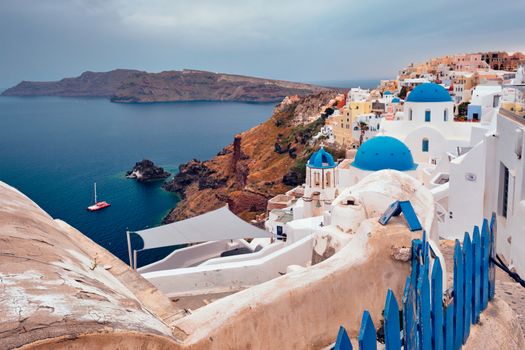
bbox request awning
[129,205,271,251]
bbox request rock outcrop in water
[126,159,171,182]
[162,91,343,223]
[1,69,333,103]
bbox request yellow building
[452,72,479,103]
[330,101,372,147]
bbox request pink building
[453,53,489,72]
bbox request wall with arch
[305,166,337,201]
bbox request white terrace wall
[169,220,417,350]
[143,235,314,297]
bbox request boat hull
[87,201,111,211]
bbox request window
[409,108,413,121]
[500,164,510,218]
[422,138,429,152]
[425,110,431,122]
[493,95,500,107]
[444,109,448,121]
[276,226,287,241]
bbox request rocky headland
[1,69,334,103]
[126,159,171,182]
[162,90,345,223]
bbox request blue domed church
[336,136,419,187]
[379,82,475,164]
[352,136,417,172]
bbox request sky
[1,0,525,87]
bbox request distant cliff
[1,69,332,103]
[162,90,345,223]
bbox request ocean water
[0,96,274,265]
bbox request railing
[333,213,496,350]
[434,202,447,224]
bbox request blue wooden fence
[333,214,496,350]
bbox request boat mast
[94,182,97,203]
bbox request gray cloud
[1,0,524,87]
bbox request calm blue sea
[0,95,274,265]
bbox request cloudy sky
[1,0,524,87]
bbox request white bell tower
[303,147,337,218]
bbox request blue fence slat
[431,258,444,350]
[334,326,353,350]
[384,289,401,350]
[481,219,490,311]
[403,276,416,350]
[444,303,454,350]
[417,260,431,350]
[358,310,377,350]
[463,232,472,343]
[422,231,429,265]
[472,227,481,323]
[412,239,422,283]
[453,240,464,350]
[489,213,496,300]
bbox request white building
[467,85,502,121]
[380,83,490,164]
[437,81,525,276]
[348,87,370,103]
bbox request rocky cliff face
[2,69,140,97]
[162,90,340,223]
[2,69,333,103]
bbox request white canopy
[131,205,271,250]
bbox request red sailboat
[87,182,111,211]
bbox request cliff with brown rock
[1,69,139,98]
[162,91,343,223]
[2,69,334,103]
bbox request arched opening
[422,138,429,152]
[325,171,331,187]
[314,172,320,187]
[425,109,431,122]
[444,109,448,121]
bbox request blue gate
[333,214,496,350]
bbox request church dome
[307,147,336,168]
[352,136,417,171]
[406,83,452,103]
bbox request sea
[0,95,274,265]
[0,79,383,267]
